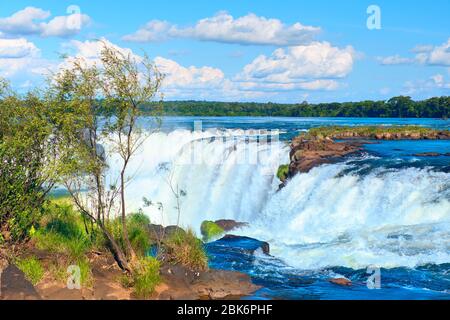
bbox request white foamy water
[106,128,450,270]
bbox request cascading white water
[107,128,450,270]
[243,164,450,270]
[107,128,288,229]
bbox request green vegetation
[200,221,225,242]
[0,41,214,298]
[107,212,152,257]
[0,82,62,241]
[122,257,161,299]
[276,164,290,182]
[33,202,95,287]
[16,257,44,285]
[305,125,448,139]
[165,229,208,272]
[139,96,450,118]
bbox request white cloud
[60,38,142,70]
[378,38,450,66]
[426,38,450,66]
[235,42,354,91]
[0,38,39,58]
[0,6,90,38]
[155,56,224,89]
[403,73,450,95]
[123,12,320,46]
[378,54,415,65]
[0,38,46,77]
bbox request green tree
[0,79,60,241]
[48,42,162,271]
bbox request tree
[49,42,163,271]
[0,79,60,242]
[99,44,163,263]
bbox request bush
[34,203,92,260]
[200,221,224,242]
[107,212,152,257]
[16,256,44,285]
[122,257,161,299]
[164,228,208,271]
[276,164,289,182]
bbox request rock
[217,235,270,255]
[214,219,249,232]
[413,152,442,157]
[329,278,352,286]
[0,265,41,300]
[288,137,361,176]
[191,270,261,299]
[158,263,260,300]
[147,224,186,243]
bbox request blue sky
[0,0,449,102]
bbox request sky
[0,0,449,103]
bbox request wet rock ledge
[282,125,450,182]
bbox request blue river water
[152,117,450,300]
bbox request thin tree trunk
[100,223,131,272]
[120,168,137,263]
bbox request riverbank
[0,240,260,300]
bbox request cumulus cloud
[0,38,39,58]
[0,37,47,77]
[234,42,354,91]
[378,38,450,66]
[0,6,90,38]
[123,12,320,46]
[155,56,224,89]
[59,38,143,70]
[403,73,450,95]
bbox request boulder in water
[216,235,270,255]
[214,219,249,232]
[329,278,352,286]
[200,220,249,242]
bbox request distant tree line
[140,96,450,118]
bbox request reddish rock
[214,219,248,232]
[329,278,352,286]
[288,137,361,175]
[413,152,442,157]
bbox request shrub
[16,256,44,285]
[122,257,161,299]
[276,164,289,182]
[34,202,93,260]
[164,228,208,271]
[200,221,224,242]
[107,212,152,257]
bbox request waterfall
[107,127,450,269]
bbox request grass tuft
[122,257,161,299]
[16,256,44,285]
[164,228,208,271]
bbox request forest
[141,96,450,118]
